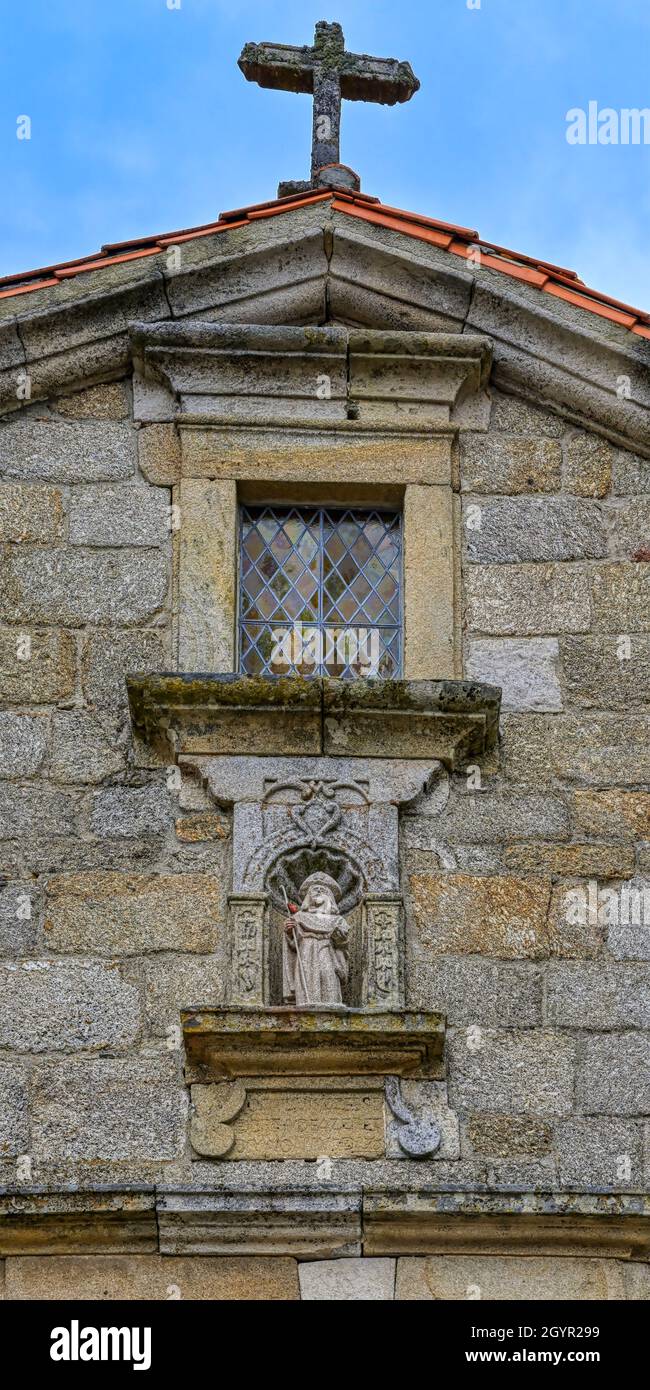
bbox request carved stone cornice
[362,1192,650,1260]
[2,207,649,460]
[2,1189,649,1259]
[126,674,501,767]
[182,1007,445,1082]
[157,1191,361,1258]
[0,1191,157,1255]
[129,321,492,429]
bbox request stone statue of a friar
[282,872,350,1006]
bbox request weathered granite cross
[239,20,420,197]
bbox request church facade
[1,36,650,1298]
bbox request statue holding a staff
[282,872,350,1006]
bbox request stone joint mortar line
[12,316,28,368]
[159,269,176,322]
[461,273,478,337]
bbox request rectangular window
[238,503,402,679]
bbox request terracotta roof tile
[0,251,111,288]
[476,241,581,281]
[99,235,162,254]
[557,282,649,319]
[356,201,479,241]
[1,187,648,340]
[247,191,334,220]
[0,277,59,299]
[544,280,638,327]
[331,198,455,248]
[217,185,376,224]
[156,221,248,246]
[54,247,162,279]
[447,241,550,287]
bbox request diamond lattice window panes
[238,504,403,678]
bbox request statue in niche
[282,872,350,1007]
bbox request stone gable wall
[0,369,649,1295]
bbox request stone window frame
[133,322,492,681]
[176,467,461,681]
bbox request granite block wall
[0,373,648,1296]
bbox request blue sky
[1,0,649,307]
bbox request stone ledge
[0,1191,157,1255]
[182,1007,445,1082]
[2,1189,648,1259]
[363,1192,650,1259]
[127,673,501,766]
[156,1191,361,1258]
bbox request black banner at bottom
[0,1297,640,1375]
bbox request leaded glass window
[238,504,402,678]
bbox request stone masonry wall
[406,389,650,1194]
[0,373,649,1296]
[1,1252,649,1300]
[0,380,228,1190]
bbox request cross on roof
[238,20,420,197]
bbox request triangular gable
[0,191,649,457]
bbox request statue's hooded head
[299,872,341,913]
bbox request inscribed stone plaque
[229,896,266,1006]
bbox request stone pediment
[1,200,649,454]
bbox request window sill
[127,673,501,768]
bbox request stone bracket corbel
[384,1076,441,1158]
[190,1080,246,1158]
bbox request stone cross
[238,19,420,196]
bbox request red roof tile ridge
[247,191,336,220]
[333,199,455,249]
[0,277,60,300]
[544,280,638,327]
[54,247,162,279]
[99,234,165,255]
[0,188,647,338]
[552,279,650,323]
[337,200,650,327]
[476,239,582,282]
[544,279,648,325]
[217,186,381,223]
[219,188,333,223]
[350,199,479,241]
[0,249,122,289]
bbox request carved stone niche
[127,676,500,1011]
[127,674,500,1162]
[180,753,442,1009]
